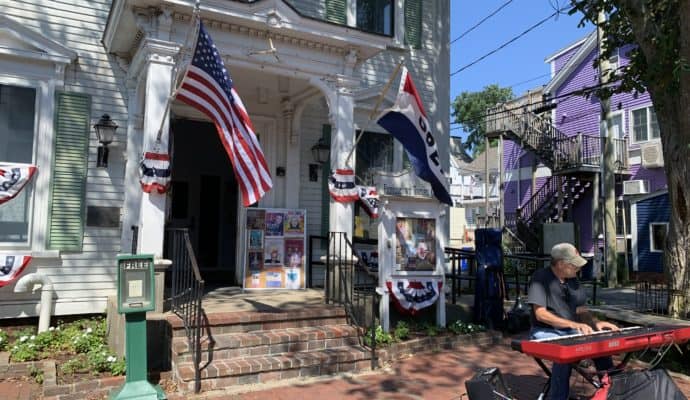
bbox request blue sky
[450,0,593,137]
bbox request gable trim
[543,31,596,97]
[0,15,77,64]
[629,189,668,204]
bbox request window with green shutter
[47,92,90,251]
[320,125,331,236]
[404,0,422,48]
[325,0,347,24]
[356,0,393,36]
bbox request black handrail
[165,228,205,393]
[325,232,379,370]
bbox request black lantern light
[310,137,330,165]
[94,114,118,168]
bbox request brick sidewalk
[182,340,690,400]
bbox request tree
[570,0,690,317]
[451,84,513,157]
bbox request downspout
[14,273,54,333]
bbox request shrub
[29,364,44,384]
[363,325,394,347]
[10,334,40,362]
[447,320,486,335]
[0,329,8,351]
[393,321,410,341]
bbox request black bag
[505,296,530,333]
[591,369,687,400]
[465,367,513,400]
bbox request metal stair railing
[325,232,379,370]
[165,228,205,393]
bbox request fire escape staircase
[486,104,598,252]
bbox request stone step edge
[167,306,347,329]
[176,346,372,381]
[172,324,361,355]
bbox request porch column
[136,39,180,257]
[120,80,144,254]
[329,76,357,238]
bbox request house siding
[1,0,127,316]
[635,193,669,273]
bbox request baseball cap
[551,243,587,267]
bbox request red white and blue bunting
[0,164,37,205]
[139,152,171,194]
[328,169,359,202]
[357,186,379,219]
[0,255,32,288]
[386,278,443,315]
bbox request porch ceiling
[104,0,389,62]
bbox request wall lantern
[94,114,118,168]
[310,137,330,165]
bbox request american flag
[177,22,272,206]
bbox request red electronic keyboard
[512,325,690,364]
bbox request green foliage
[569,1,683,98]
[422,322,439,337]
[363,325,394,347]
[29,364,44,384]
[87,346,125,374]
[447,320,486,335]
[451,84,513,157]
[393,321,410,341]
[60,356,89,375]
[0,329,8,351]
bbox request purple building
[493,32,668,274]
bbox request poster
[243,208,306,290]
[395,217,436,271]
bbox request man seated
[528,242,619,400]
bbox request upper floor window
[357,0,393,35]
[631,106,660,143]
[356,131,394,185]
[0,84,37,243]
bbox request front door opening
[167,119,239,285]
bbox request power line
[450,0,516,45]
[506,72,551,89]
[450,8,566,77]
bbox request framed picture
[284,238,304,268]
[246,209,265,230]
[265,212,285,237]
[249,230,263,249]
[395,217,436,271]
[248,251,263,270]
[284,211,305,235]
[264,238,284,266]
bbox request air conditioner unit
[623,179,649,195]
[640,141,664,168]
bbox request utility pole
[597,11,618,287]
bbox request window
[650,222,668,252]
[356,131,394,185]
[0,84,36,243]
[356,0,393,35]
[600,112,624,139]
[632,106,660,143]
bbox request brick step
[175,346,372,392]
[172,324,361,362]
[167,305,348,337]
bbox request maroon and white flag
[328,169,359,203]
[139,151,171,194]
[0,164,37,205]
[0,255,31,288]
[386,278,443,315]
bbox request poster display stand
[243,208,306,290]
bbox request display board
[243,208,306,290]
[395,217,436,271]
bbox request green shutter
[325,0,347,24]
[320,125,332,237]
[404,0,422,49]
[47,92,90,251]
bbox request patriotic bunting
[0,164,37,205]
[0,255,32,288]
[328,169,359,202]
[139,151,171,194]
[386,278,443,315]
[357,186,379,218]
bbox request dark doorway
[168,119,238,285]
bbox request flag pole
[343,60,404,168]
[154,0,201,143]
